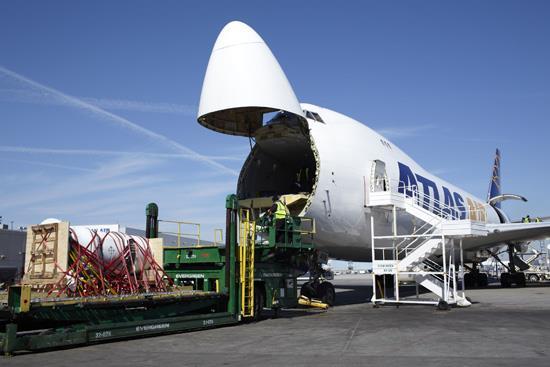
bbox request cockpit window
[303,110,325,123]
[311,112,324,123]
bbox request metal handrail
[159,219,201,247]
[395,219,434,250]
[213,229,223,246]
[392,183,490,260]
[421,257,458,293]
[396,218,441,256]
[396,183,490,223]
[398,183,461,220]
[298,217,316,235]
[398,230,438,258]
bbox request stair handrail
[398,183,461,220]
[420,257,458,293]
[397,228,439,258]
[396,187,446,257]
[397,182,492,223]
[395,208,441,251]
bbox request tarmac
[3,275,550,367]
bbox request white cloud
[0,155,164,208]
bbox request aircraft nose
[212,21,264,51]
[197,21,305,137]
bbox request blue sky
[1,1,549,249]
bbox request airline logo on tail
[488,149,502,208]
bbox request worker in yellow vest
[268,195,289,243]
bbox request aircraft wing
[466,222,550,248]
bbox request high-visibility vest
[274,200,289,219]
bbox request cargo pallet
[0,194,321,355]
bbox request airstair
[368,185,489,307]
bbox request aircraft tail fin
[487,148,502,208]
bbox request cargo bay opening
[237,111,320,217]
[197,106,319,217]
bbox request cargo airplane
[196,21,550,296]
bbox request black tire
[479,273,489,288]
[464,273,475,288]
[500,273,512,288]
[514,272,526,287]
[317,282,336,307]
[253,284,265,321]
[528,274,539,283]
[300,281,316,298]
[437,300,450,311]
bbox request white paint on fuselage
[301,103,500,261]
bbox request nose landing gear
[299,252,336,307]
[300,280,336,306]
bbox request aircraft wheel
[253,284,265,321]
[464,273,474,288]
[528,274,539,283]
[479,273,489,288]
[317,282,336,307]
[300,281,316,298]
[514,272,526,287]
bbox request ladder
[239,209,255,317]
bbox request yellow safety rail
[239,209,255,317]
[158,220,201,247]
[213,228,224,246]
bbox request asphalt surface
[3,275,550,367]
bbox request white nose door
[197,21,305,137]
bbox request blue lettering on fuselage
[398,162,467,219]
[397,162,418,197]
[415,174,440,212]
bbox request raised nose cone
[197,21,305,137]
[211,21,264,51]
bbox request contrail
[0,88,197,115]
[0,146,244,162]
[82,97,196,115]
[0,65,239,176]
[0,157,93,172]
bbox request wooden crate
[22,222,70,286]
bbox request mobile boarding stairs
[368,185,490,308]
